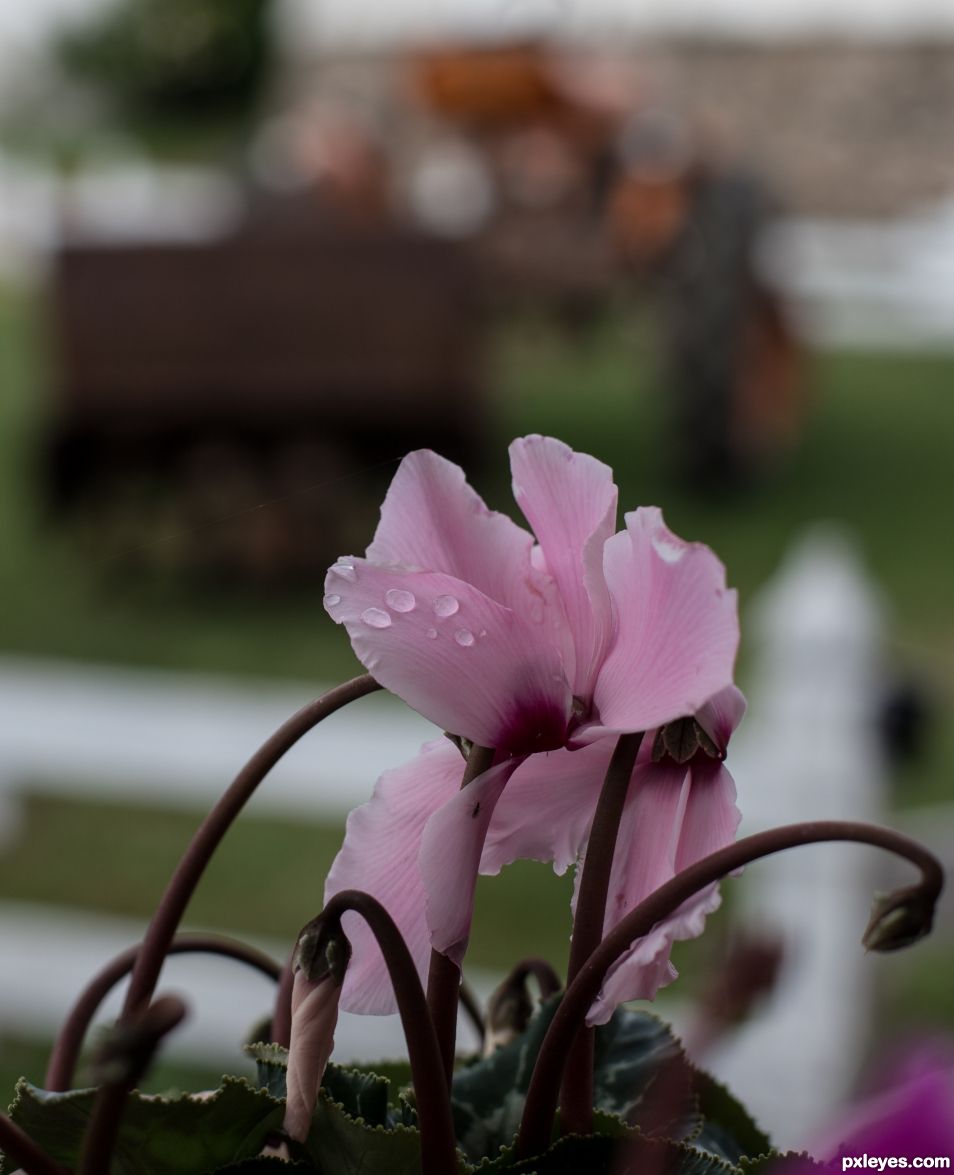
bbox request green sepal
[1,1076,284,1175]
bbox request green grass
[0,793,575,978]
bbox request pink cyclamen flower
[324,436,741,1020]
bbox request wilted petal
[482,739,617,877]
[421,758,522,965]
[324,741,464,1015]
[586,759,740,1024]
[365,448,543,616]
[594,508,739,733]
[510,436,618,697]
[324,566,570,752]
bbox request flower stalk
[120,675,380,1021]
[560,731,643,1133]
[426,741,496,1086]
[517,819,944,1159]
[314,889,460,1175]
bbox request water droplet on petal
[478,629,488,638]
[652,536,685,564]
[454,628,475,647]
[426,627,438,639]
[330,562,357,581]
[433,595,459,618]
[385,588,416,613]
[361,607,392,629]
[323,593,341,607]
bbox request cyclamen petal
[585,758,741,1025]
[695,685,747,754]
[481,740,616,878]
[420,758,522,965]
[595,507,739,733]
[510,436,618,699]
[366,449,543,616]
[324,740,463,1015]
[325,565,570,753]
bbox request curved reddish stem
[320,890,459,1175]
[270,946,297,1048]
[46,933,281,1091]
[517,819,943,1159]
[426,742,496,1085]
[560,732,642,1133]
[120,675,380,1020]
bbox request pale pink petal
[420,758,522,965]
[481,739,617,877]
[324,566,570,752]
[510,436,618,698]
[324,740,464,1015]
[674,761,741,872]
[594,507,739,733]
[365,449,544,616]
[585,759,741,1024]
[695,685,747,753]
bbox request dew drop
[361,607,392,629]
[323,593,341,607]
[433,595,460,618]
[330,562,357,581]
[385,588,416,613]
[478,629,488,638]
[426,627,438,639]
[652,536,685,564]
[454,628,475,647]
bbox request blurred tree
[57,0,272,122]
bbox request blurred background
[1,0,953,1148]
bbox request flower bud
[294,916,352,986]
[862,889,936,953]
[282,971,342,1143]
